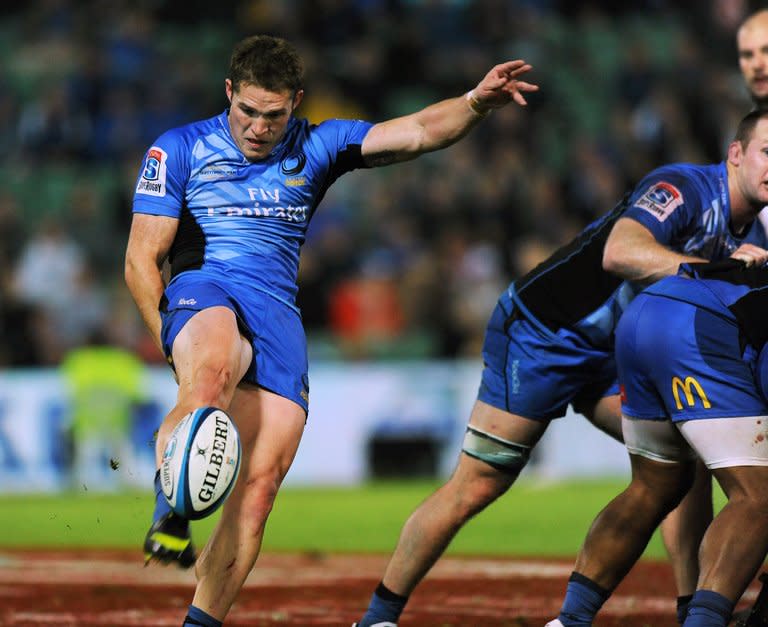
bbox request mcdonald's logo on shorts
[671,376,711,410]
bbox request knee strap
[461,425,531,474]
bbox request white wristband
[466,90,489,117]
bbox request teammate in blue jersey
[546,258,768,627]
[354,110,768,627]
[123,34,538,627]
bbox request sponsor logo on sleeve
[136,146,168,197]
[634,182,683,222]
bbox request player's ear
[292,89,304,111]
[727,139,743,166]
[225,79,234,103]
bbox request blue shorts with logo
[160,270,309,414]
[478,289,618,421]
[616,277,766,422]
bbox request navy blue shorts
[160,271,309,414]
[478,291,618,421]
[616,278,766,422]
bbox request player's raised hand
[469,60,539,112]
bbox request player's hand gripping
[467,60,539,114]
[729,243,768,267]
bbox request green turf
[0,478,726,558]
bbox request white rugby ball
[160,407,241,520]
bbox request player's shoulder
[634,161,724,200]
[151,112,227,151]
[643,161,721,184]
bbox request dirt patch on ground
[0,549,759,626]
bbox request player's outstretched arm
[361,60,538,167]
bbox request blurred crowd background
[0,0,760,369]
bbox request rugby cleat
[143,511,196,568]
[544,621,565,627]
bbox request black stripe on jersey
[514,195,630,332]
[169,201,206,278]
[308,143,367,221]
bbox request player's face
[225,80,304,162]
[738,18,768,105]
[737,119,768,204]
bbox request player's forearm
[604,246,704,284]
[411,94,487,153]
[125,257,165,351]
[362,95,484,166]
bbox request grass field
[2,478,728,558]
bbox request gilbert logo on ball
[161,407,241,520]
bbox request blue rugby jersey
[510,161,768,347]
[132,112,373,311]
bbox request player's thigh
[468,399,549,447]
[171,306,252,381]
[709,464,768,505]
[228,384,306,480]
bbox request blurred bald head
[738,9,768,109]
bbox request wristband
[466,90,490,117]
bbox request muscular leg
[696,466,768,602]
[145,306,255,569]
[582,394,706,596]
[155,307,253,466]
[379,399,549,596]
[660,460,712,596]
[192,387,305,619]
[574,453,694,590]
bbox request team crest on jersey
[634,182,683,222]
[136,146,167,197]
[280,152,306,176]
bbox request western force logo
[635,181,683,223]
[671,376,711,410]
[280,152,306,176]
[136,146,168,197]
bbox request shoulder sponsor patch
[633,182,683,222]
[136,146,168,197]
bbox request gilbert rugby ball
[161,407,241,520]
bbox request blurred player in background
[124,34,538,627]
[354,109,768,627]
[545,256,768,627]
[738,9,768,110]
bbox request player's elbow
[124,252,142,291]
[602,240,624,275]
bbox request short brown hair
[735,109,768,147]
[228,35,304,94]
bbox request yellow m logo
[671,376,711,410]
